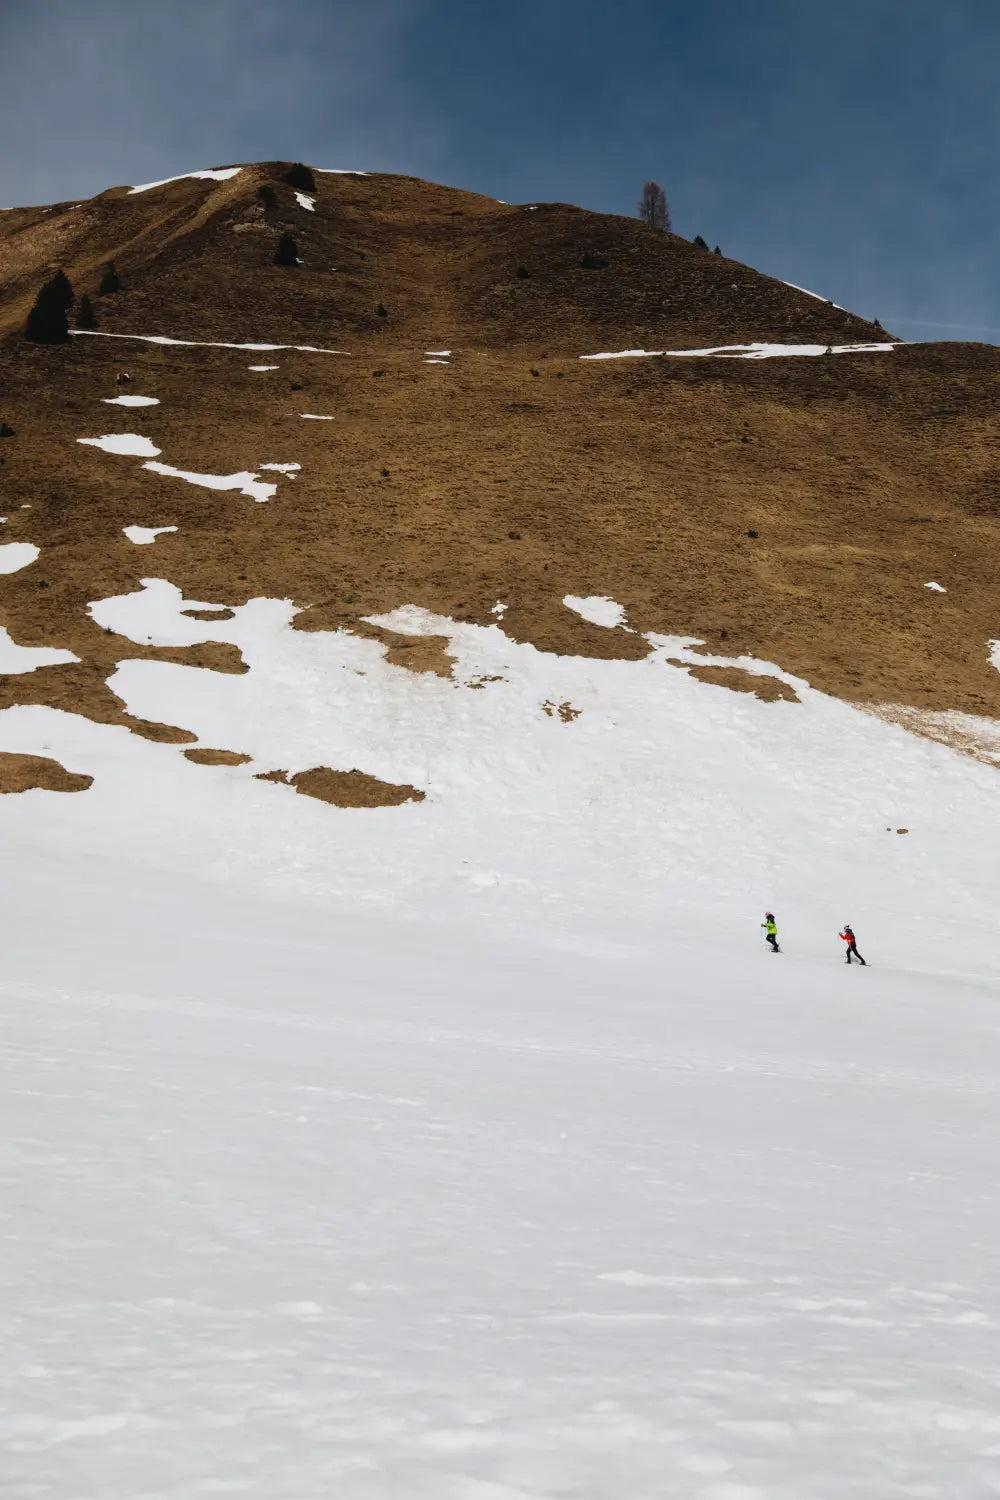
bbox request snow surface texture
[128,167,242,194]
[123,526,178,546]
[582,343,897,361]
[0,625,78,673]
[72,331,348,355]
[0,542,40,574]
[3,587,1000,1497]
[294,191,316,212]
[102,394,160,407]
[78,433,161,458]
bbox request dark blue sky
[3,0,1000,340]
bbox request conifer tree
[24,271,74,343]
[99,261,122,294]
[76,293,98,330]
[282,162,316,192]
[273,232,300,266]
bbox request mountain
[2,165,1000,1498]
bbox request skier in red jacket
[840,924,866,965]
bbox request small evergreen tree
[25,271,74,344]
[282,162,316,192]
[99,261,122,294]
[713,245,722,255]
[76,293,98,330]
[638,181,670,231]
[273,232,299,266]
[257,184,277,208]
[693,235,708,249]
[375,301,388,317]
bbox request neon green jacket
[762,918,777,937]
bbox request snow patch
[128,167,242,194]
[564,594,628,629]
[102,395,160,408]
[582,343,897,361]
[259,463,301,474]
[314,168,368,176]
[248,365,279,371]
[425,350,451,357]
[72,331,347,355]
[0,626,78,673]
[123,526,178,546]
[924,581,946,592]
[294,192,316,212]
[78,433,161,458]
[0,543,40,574]
[142,462,277,505]
[300,413,333,421]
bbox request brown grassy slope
[0,166,888,348]
[0,166,999,743]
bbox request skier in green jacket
[761,912,780,953]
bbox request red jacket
[840,930,855,942]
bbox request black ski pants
[766,934,779,953]
[845,941,866,965]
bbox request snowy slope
[2,385,1000,1499]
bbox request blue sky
[3,0,1000,340]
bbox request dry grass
[254,767,425,807]
[0,751,92,793]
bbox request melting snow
[128,167,243,194]
[294,192,316,212]
[426,350,451,357]
[925,581,947,592]
[142,462,277,504]
[2,585,1000,1497]
[259,463,301,474]
[72,331,348,355]
[0,625,78,673]
[300,413,333,421]
[123,526,178,546]
[0,543,40,574]
[315,168,368,176]
[582,343,897,361]
[102,394,160,408]
[78,433,161,458]
[248,365,279,371]
[564,594,628,629]
[424,359,450,365]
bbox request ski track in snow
[1,573,1000,1494]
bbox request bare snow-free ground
[2,584,999,1498]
